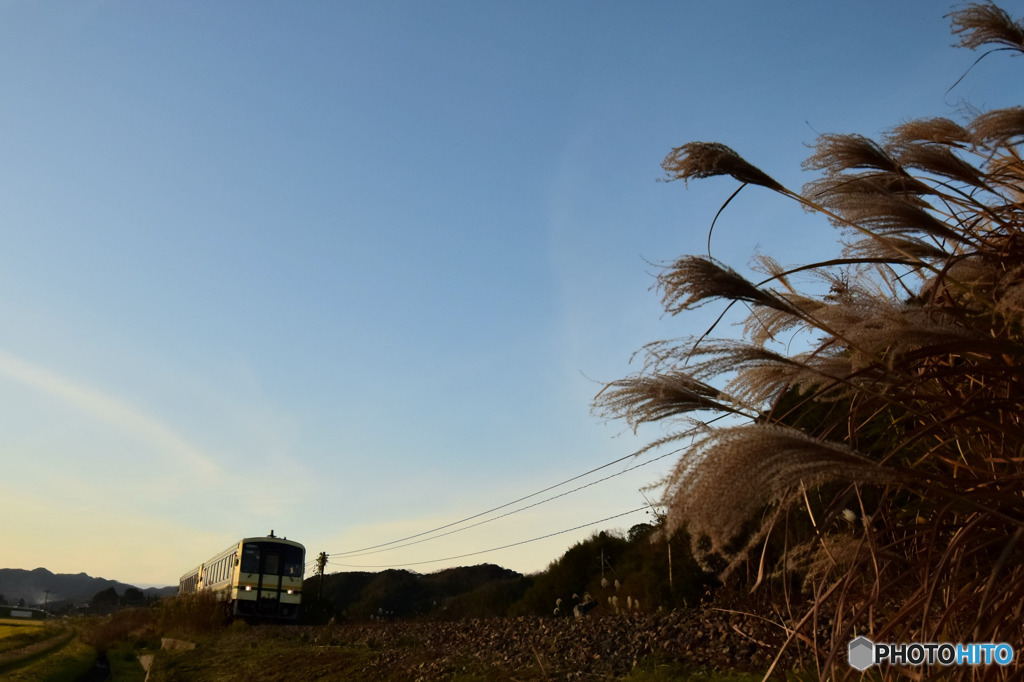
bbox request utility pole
[315,552,328,600]
[640,491,672,592]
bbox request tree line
[302,521,718,623]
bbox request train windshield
[241,543,261,573]
[240,542,304,576]
[283,547,304,577]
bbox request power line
[329,506,649,569]
[311,416,733,575]
[326,439,694,559]
[326,448,651,558]
[334,446,681,559]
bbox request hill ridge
[0,567,175,608]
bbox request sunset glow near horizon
[0,1,1011,588]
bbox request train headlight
[287,589,294,595]
[245,586,252,591]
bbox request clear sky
[0,1,1012,588]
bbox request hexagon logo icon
[849,636,875,671]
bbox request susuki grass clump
[81,607,159,653]
[158,592,230,637]
[596,3,1024,679]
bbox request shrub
[158,592,229,637]
[81,607,159,653]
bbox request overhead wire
[309,415,732,574]
[332,445,683,559]
[325,446,653,558]
[329,506,650,569]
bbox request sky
[0,1,1014,589]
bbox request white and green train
[178,532,305,620]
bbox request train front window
[241,544,261,573]
[284,547,304,577]
[241,541,303,575]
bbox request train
[177,532,305,620]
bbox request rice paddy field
[0,619,58,654]
[0,618,96,681]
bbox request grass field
[0,619,60,655]
[0,619,96,681]
[0,636,96,681]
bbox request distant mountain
[0,567,176,609]
[310,563,528,621]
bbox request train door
[257,547,283,616]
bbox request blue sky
[0,1,1011,587]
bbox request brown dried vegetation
[595,3,1024,679]
[145,606,793,681]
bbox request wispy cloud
[0,348,221,479]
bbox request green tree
[121,587,145,606]
[595,3,1024,677]
[511,531,628,616]
[91,587,120,614]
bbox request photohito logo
[849,636,1014,670]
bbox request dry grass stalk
[595,3,1024,679]
[951,1,1024,51]
[662,142,785,192]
